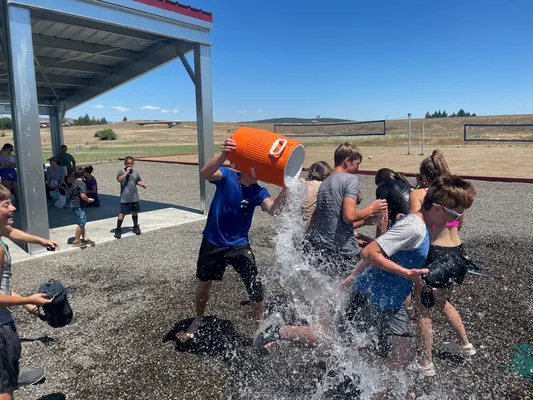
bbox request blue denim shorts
[72,206,87,226]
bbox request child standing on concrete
[0,184,59,400]
[70,166,94,248]
[114,157,148,239]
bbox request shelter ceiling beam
[0,75,94,88]
[0,54,115,74]
[30,13,163,43]
[0,84,73,98]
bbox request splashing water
[237,179,447,399]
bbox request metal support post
[3,5,49,253]
[49,105,64,157]
[193,44,214,214]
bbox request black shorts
[196,237,264,302]
[0,321,21,393]
[424,244,468,288]
[341,292,412,358]
[303,242,360,279]
[120,202,140,214]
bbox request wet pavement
[10,162,533,399]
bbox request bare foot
[185,317,203,338]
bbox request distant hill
[249,117,353,124]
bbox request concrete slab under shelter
[6,207,205,264]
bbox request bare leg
[186,280,212,337]
[384,336,416,370]
[441,300,469,346]
[74,225,82,243]
[416,314,434,367]
[0,391,14,400]
[81,226,87,241]
[249,300,265,323]
[278,325,318,345]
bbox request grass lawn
[41,144,199,163]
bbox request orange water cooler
[227,127,305,188]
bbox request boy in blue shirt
[186,138,284,337]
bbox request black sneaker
[114,229,122,239]
[132,225,141,235]
[18,367,45,385]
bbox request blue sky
[68,0,533,122]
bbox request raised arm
[200,138,236,181]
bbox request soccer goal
[464,124,533,142]
[273,120,386,138]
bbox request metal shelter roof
[0,0,212,111]
[0,0,215,254]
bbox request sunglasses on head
[432,203,463,221]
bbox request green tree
[442,110,448,118]
[457,109,465,117]
[122,116,128,122]
[425,112,431,118]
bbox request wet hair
[418,149,451,186]
[334,142,363,167]
[307,161,332,182]
[375,168,410,185]
[84,165,94,174]
[356,190,363,205]
[0,184,12,201]
[422,174,476,211]
[124,156,134,163]
[1,143,13,151]
[74,166,85,179]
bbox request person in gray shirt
[114,156,148,239]
[307,142,387,278]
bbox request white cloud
[92,104,104,109]
[112,106,130,112]
[141,105,159,110]
[238,110,247,114]
[161,109,180,113]
[257,109,263,113]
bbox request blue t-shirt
[355,214,430,312]
[202,167,270,248]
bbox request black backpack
[38,280,73,328]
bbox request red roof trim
[133,0,213,23]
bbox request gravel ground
[10,161,533,400]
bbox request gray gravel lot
[10,161,533,399]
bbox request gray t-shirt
[375,214,428,257]
[0,239,13,325]
[308,172,360,256]
[70,179,87,208]
[118,169,141,203]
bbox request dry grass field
[2,114,532,178]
